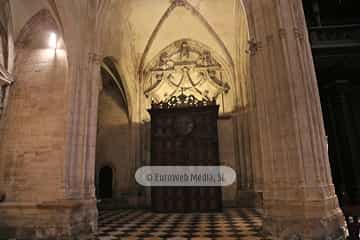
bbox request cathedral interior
[0,0,359,239]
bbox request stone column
[244,0,345,238]
[233,0,264,208]
[54,0,110,238]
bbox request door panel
[149,106,222,212]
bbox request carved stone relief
[144,39,230,103]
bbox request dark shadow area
[99,166,113,199]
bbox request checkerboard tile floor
[92,209,269,240]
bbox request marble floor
[92,208,270,240]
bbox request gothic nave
[0,0,359,239]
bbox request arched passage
[95,56,132,206]
[98,166,113,199]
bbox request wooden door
[149,105,222,212]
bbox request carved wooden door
[149,102,222,212]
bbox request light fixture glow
[49,32,57,49]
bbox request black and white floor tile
[91,209,270,240]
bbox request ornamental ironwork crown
[151,93,216,109]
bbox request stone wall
[0,8,98,239]
[0,48,68,202]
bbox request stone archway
[98,166,113,199]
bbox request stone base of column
[237,190,263,208]
[263,206,346,239]
[0,199,97,240]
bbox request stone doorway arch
[98,166,113,199]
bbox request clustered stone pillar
[244,0,345,239]
[57,0,111,237]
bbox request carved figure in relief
[159,52,169,66]
[179,41,190,59]
[155,73,163,83]
[199,50,213,66]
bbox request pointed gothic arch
[139,0,235,82]
[15,9,59,48]
[101,56,130,119]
